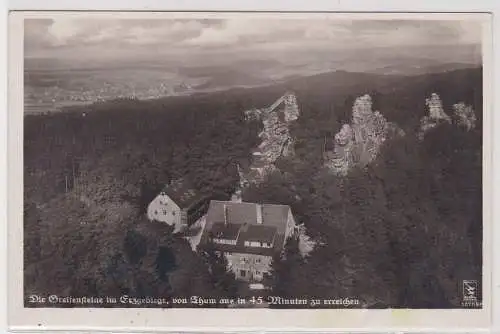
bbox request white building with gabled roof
[147,178,213,233]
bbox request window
[172,211,176,216]
[240,270,246,277]
[163,210,167,215]
[154,210,158,215]
[255,271,261,275]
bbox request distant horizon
[24,43,482,76]
[22,17,484,115]
[23,65,483,116]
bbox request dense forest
[24,67,483,308]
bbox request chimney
[223,204,228,226]
[256,204,263,224]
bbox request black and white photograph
[14,11,491,320]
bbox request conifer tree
[198,239,238,299]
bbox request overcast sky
[24,18,483,62]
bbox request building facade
[147,191,184,229]
[147,179,212,232]
[201,200,298,282]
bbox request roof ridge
[262,203,291,208]
[210,200,291,209]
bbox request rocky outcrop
[324,124,356,175]
[453,102,477,131]
[259,111,294,163]
[283,92,300,122]
[418,93,452,140]
[244,108,261,121]
[418,93,477,139]
[323,92,477,175]
[427,93,451,122]
[239,92,300,187]
[325,94,402,175]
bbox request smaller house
[147,179,212,232]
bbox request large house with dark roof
[147,179,213,232]
[201,200,298,282]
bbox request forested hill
[245,67,483,308]
[24,67,482,307]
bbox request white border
[2,3,8,334]
[4,0,500,12]
[5,7,498,333]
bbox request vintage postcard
[8,11,493,331]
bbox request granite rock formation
[325,94,403,175]
[238,92,300,191]
[418,93,452,140]
[418,93,476,139]
[453,102,477,131]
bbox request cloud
[24,17,483,60]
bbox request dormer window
[244,240,273,248]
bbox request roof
[261,204,290,235]
[244,225,277,243]
[161,178,204,209]
[211,222,241,240]
[206,231,285,257]
[201,200,292,256]
[207,201,258,226]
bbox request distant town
[24,73,210,114]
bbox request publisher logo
[461,280,482,308]
[463,280,477,301]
